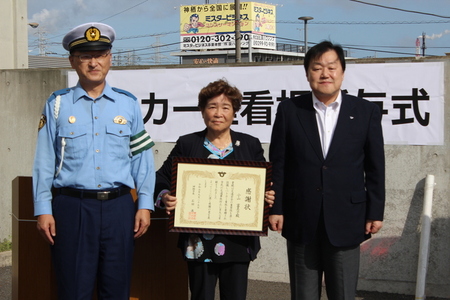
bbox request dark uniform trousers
[51,191,135,300]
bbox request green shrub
[0,237,12,252]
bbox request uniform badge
[69,116,76,124]
[114,116,127,125]
[38,114,47,131]
[85,27,101,42]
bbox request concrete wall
[0,0,28,69]
[1,69,67,239]
[2,58,449,297]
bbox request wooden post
[12,176,57,300]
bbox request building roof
[28,56,71,69]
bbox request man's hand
[134,209,151,239]
[265,190,275,208]
[269,215,284,233]
[365,220,383,235]
[37,214,56,245]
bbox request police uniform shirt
[33,82,155,216]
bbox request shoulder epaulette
[53,88,71,96]
[47,88,70,102]
[112,87,137,101]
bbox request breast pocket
[58,125,88,160]
[106,124,131,158]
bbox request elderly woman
[155,79,274,300]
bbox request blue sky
[27,0,450,63]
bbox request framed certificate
[169,157,272,236]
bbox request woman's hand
[162,192,177,215]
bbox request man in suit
[269,41,385,300]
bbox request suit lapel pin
[235,140,240,146]
[350,116,354,119]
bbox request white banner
[68,62,444,145]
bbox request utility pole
[415,37,420,58]
[421,32,426,57]
[235,0,241,63]
[298,16,313,53]
[248,34,252,62]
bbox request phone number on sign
[185,33,250,44]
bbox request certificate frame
[169,157,272,236]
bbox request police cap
[62,22,115,52]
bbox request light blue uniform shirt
[33,82,155,216]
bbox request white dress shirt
[312,93,342,158]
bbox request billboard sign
[180,2,276,50]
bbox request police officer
[33,22,155,300]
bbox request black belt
[55,186,131,200]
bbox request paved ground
[0,266,11,300]
[1,265,448,300]
[242,279,448,300]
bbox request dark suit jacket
[269,92,385,247]
[155,129,265,260]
